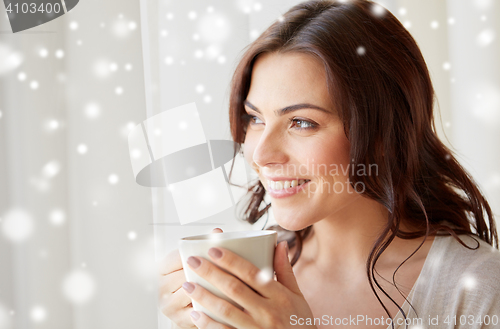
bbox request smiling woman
[223,0,499,328]
[159,1,500,328]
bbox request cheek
[306,135,351,179]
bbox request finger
[159,290,194,326]
[175,307,198,329]
[160,284,193,310]
[274,241,302,295]
[159,269,187,294]
[204,247,277,298]
[183,282,257,329]
[211,228,223,233]
[189,310,232,329]
[185,256,263,314]
[158,249,182,276]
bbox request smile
[266,179,311,198]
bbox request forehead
[247,52,331,108]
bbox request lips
[266,179,310,190]
[264,177,312,199]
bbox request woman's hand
[158,228,223,329]
[183,241,317,329]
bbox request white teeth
[267,179,308,190]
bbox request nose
[252,125,289,169]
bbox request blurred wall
[0,0,157,329]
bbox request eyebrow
[244,100,330,116]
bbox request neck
[301,195,425,277]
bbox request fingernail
[182,282,195,294]
[190,311,200,320]
[208,247,222,259]
[187,256,201,269]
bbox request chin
[272,208,314,232]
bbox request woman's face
[243,52,360,231]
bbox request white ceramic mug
[178,230,277,327]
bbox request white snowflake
[47,119,60,130]
[108,174,119,185]
[30,306,47,323]
[128,231,137,240]
[461,275,476,290]
[85,102,101,119]
[194,50,203,59]
[0,43,23,75]
[195,84,205,93]
[128,21,137,30]
[42,161,61,178]
[198,13,231,44]
[112,18,130,38]
[1,208,34,243]
[249,29,259,40]
[77,144,88,154]
[49,209,66,226]
[217,55,226,64]
[130,149,142,159]
[93,59,113,78]
[62,270,96,304]
[371,3,386,17]
[477,29,495,47]
[39,48,48,58]
[55,49,64,59]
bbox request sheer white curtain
[0,1,156,329]
[0,1,498,329]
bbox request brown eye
[242,113,264,126]
[250,116,264,124]
[290,118,316,130]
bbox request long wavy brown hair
[227,0,498,326]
